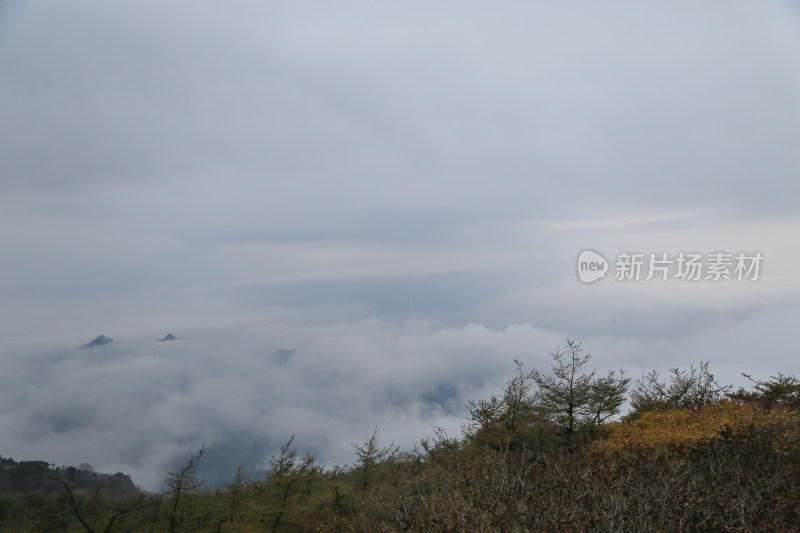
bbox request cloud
[2,302,799,490]
[0,0,799,492]
[0,317,555,488]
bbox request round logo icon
[576,249,608,284]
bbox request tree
[216,466,246,532]
[586,369,631,425]
[297,452,323,498]
[501,359,539,431]
[267,435,298,532]
[464,360,557,452]
[420,426,462,463]
[464,394,505,438]
[50,472,153,533]
[629,361,730,416]
[465,359,538,437]
[730,372,800,410]
[532,340,629,436]
[164,445,207,533]
[464,342,628,449]
[352,427,398,489]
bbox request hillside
[0,457,138,497]
[1,343,799,532]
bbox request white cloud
[0,0,799,491]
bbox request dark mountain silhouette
[0,456,138,497]
[84,335,113,348]
[159,333,178,342]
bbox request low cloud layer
[1,300,798,490]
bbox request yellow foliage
[598,401,800,454]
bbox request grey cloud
[0,319,563,488]
[225,268,546,318]
[1,0,799,493]
[3,1,798,214]
[2,304,797,490]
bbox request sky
[1,1,799,490]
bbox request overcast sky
[1,0,799,489]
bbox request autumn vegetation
[2,340,800,531]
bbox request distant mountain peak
[84,335,113,348]
[159,333,178,342]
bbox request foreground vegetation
[2,340,799,532]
